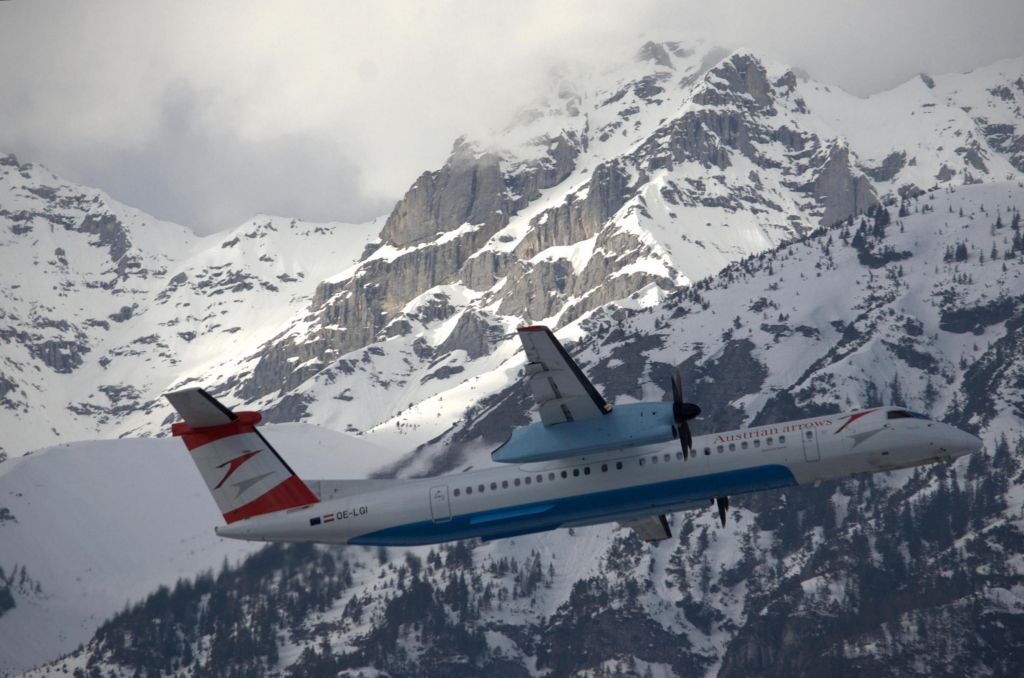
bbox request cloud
[1,0,1022,233]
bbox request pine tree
[923,378,938,410]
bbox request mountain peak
[636,40,675,69]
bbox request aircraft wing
[619,514,672,542]
[517,325,612,426]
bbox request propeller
[670,367,701,460]
[715,496,730,527]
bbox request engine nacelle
[492,402,677,464]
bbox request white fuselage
[216,408,980,546]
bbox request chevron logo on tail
[214,449,261,489]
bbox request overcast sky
[1,0,1022,234]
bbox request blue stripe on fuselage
[349,464,797,546]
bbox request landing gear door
[802,429,821,462]
[429,485,452,523]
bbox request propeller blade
[669,366,700,460]
[671,368,683,404]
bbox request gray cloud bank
[1,0,1022,234]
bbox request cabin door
[429,485,452,523]
[802,429,821,462]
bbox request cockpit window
[887,410,929,420]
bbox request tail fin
[165,388,318,523]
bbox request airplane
[166,325,982,545]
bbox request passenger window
[767,437,773,445]
[741,441,748,450]
[616,461,623,470]
[477,484,484,493]
[717,445,724,453]
[729,443,736,452]
[502,480,509,489]
[514,478,521,487]
[753,439,760,448]
[779,435,786,443]
[806,431,813,439]
[524,476,531,485]
[573,468,580,477]
[561,470,568,479]
[466,487,472,495]
[652,455,658,464]
[664,454,671,463]
[704,447,711,456]
[490,482,497,490]
[536,475,543,483]
[453,488,460,496]
[584,466,591,475]
[548,472,555,481]
[639,458,645,466]
[601,464,608,472]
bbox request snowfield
[0,425,389,673]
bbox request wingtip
[517,324,550,333]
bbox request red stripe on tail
[221,475,319,524]
[172,411,262,451]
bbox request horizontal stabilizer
[165,387,237,429]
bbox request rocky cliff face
[228,48,891,411]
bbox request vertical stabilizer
[165,388,318,523]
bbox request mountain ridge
[12,179,1024,677]
[3,39,1024,675]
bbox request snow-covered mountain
[3,44,1023,463]
[24,180,1024,678]
[3,40,1024,675]
[0,153,379,458]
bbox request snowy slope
[0,424,390,674]
[34,181,1024,678]
[350,181,1024,478]
[0,152,378,458]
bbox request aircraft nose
[942,426,982,458]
